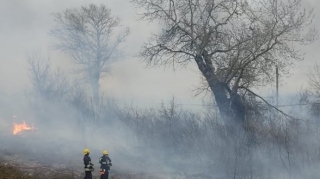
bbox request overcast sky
[1,0,320,110]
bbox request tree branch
[239,86,296,120]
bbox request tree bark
[195,54,245,124]
[90,78,100,106]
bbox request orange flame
[13,121,34,135]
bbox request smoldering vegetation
[115,95,320,179]
[0,1,320,178]
[1,53,320,179]
[0,53,133,170]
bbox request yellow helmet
[102,150,109,155]
[83,148,90,155]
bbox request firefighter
[99,150,112,179]
[83,148,94,179]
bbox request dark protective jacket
[99,155,112,170]
[83,154,92,168]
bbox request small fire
[13,121,35,135]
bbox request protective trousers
[84,171,92,179]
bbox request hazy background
[1,0,320,179]
[0,0,319,108]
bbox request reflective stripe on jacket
[99,155,111,170]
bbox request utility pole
[276,67,279,107]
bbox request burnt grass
[0,163,151,179]
[0,162,78,179]
[0,164,34,179]
[0,154,151,179]
[0,164,75,179]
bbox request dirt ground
[0,162,79,179]
[0,164,34,179]
[0,154,158,179]
[0,148,209,179]
[0,163,141,179]
[0,162,162,179]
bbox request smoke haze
[1,0,320,179]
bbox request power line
[290,74,318,76]
[8,92,320,108]
[277,103,314,107]
[105,97,320,108]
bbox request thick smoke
[1,58,320,179]
[1,1,320,179]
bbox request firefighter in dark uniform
[83,148,94,179]
[99,150,112,179]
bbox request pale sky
[0,0,320,110]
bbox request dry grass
[0,163,151,179]
[0,163,78,179]
[0,164,34,179]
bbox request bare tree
[51,4,130,105]
[306,63,320,118]
[131,0,316,123]
[308,63,320,95]
[28,51,69,101]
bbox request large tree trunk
[195,54,245,124]
[208,78,245,123]
[90,78,100,107]
[89,64,101,107]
